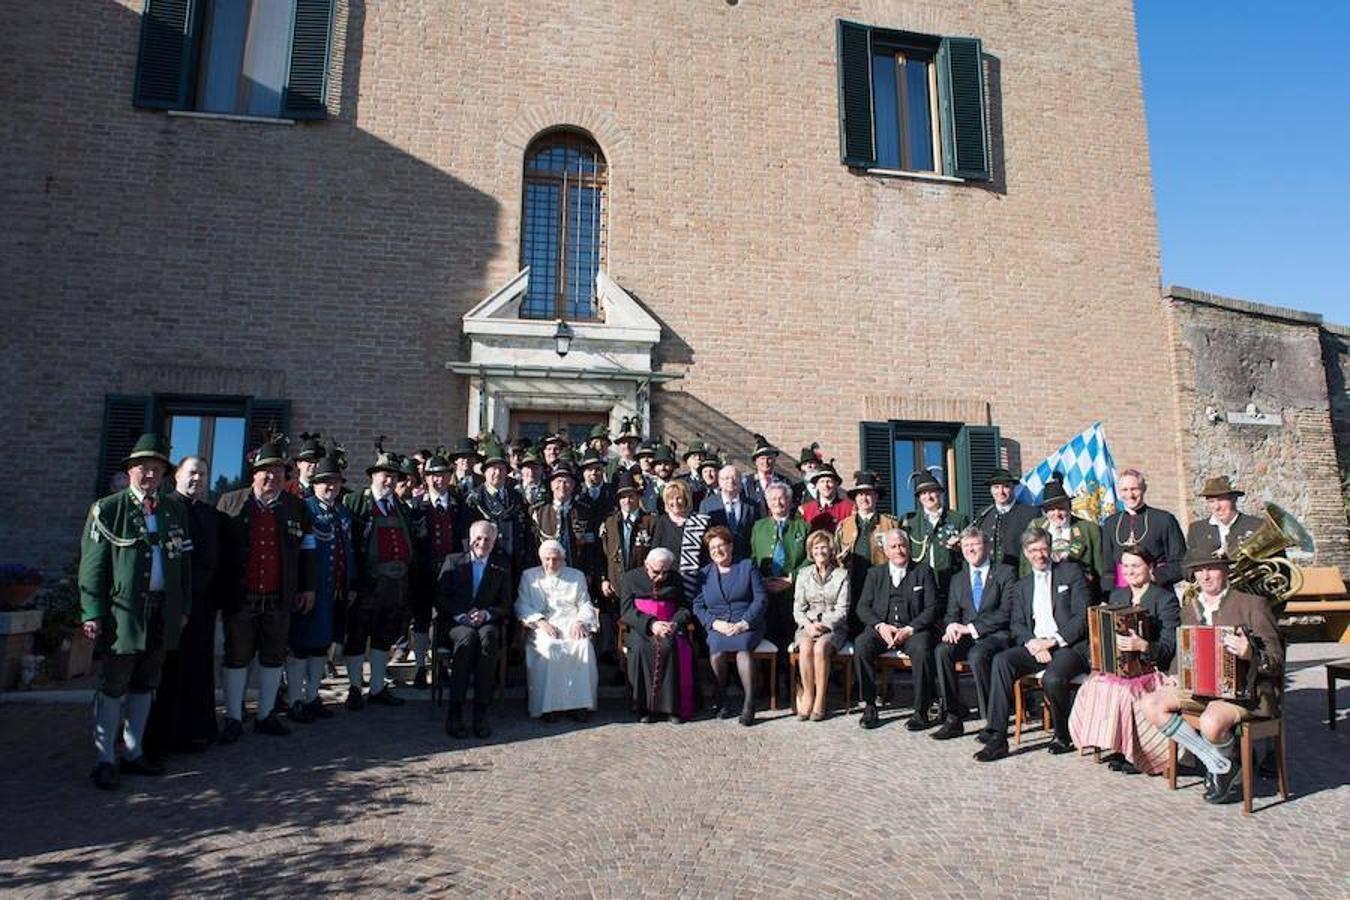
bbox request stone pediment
[462,267,660,345]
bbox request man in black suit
[930,526,1017,740]
[853,529,940,730]
[975,526,1092,760]
[971,468,1040,568]
[436,520,512,739]
[698,463,756,557]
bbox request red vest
[374,500,411,563]
[247,501,283,593]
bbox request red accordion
[1177,625,1251,701]
[1088,606,1154,678]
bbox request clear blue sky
[1136,2,1349,323]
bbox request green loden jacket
[79,489,192,654]
[749,515,810,588]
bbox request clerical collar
[175,490,195,505]
[1125,504,1147,515]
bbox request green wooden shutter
[246,398,292,456]
[936,37,990,181]
[859,421,895,516]
[955,424,1001,518]
[281,0,335,120]
[836,20,875,167]
[96,395,154,496]
[133,0,197,110]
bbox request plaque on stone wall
[1226,403,1282,426]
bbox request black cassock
[1101,504,1188,589]
[145,494,222,755]
[620,568,696,716]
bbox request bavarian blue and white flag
[1015,422,1120,523]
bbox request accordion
[1177,625,1251,701]
[1088,606,1154,678]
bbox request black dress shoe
[571,709,590,723]
[906,713,936,732]
[472,706,492,738]
[974,739,1010,762]
[1046,737,1075,755]
[859,704,880,729]
[367,687,405,707]
[638,712,653,724]
[254,713,292,736]
[119,755,166,776]
[308,699,334,719]
[930,716,964,741]
[346,686,365,711]
[1205,761,1243,805]
[445,708,469,739]
[718,704,737,720]
[1119,761,1141,775]
[975,728,997,745]
[738,708,755,726]
[219,717,244,744]
[90,762,120,791]
[541,712,558,723]
[413,667,429,690]
[287,701,315,724]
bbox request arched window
[520,131,608,320]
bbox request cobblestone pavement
[1,645,1346,898]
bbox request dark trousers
[986,644,1089,742]
[854,626,935,710]
[934,632,1011,720]
[443,622,500,705]
[345,575,408,653]
[223,592,290,667]
[98,648,166,697]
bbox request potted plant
[0,564,42,610]
[33,561,92,681]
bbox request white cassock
[515,566,599,717]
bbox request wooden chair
[616,618,701,709]
[874,651,970,709]
[1328,660,1349,730]
[429,616,510,710]
[751,639,781,710]
[1012,670,1087,745]
[1165,712,1289,816]
[787,641,855,712]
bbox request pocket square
[1056,584,1068,593]
[913,585,923,591]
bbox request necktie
[142,496,156,516]
[771,520,786,577]
[972,568,984,611]
[727,502,738,531]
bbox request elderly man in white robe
[516,539,600,722]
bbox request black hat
[295,432,327,463]
[683,438,710,461]
[796,443,823,469]
[636,439,658,460]
[809,460,841,484]
[1040,479,1071,507]
[1183,545,1232,571]
[580,447,607,469]
[699,454,723,472]
[988,467,1020,485]
[541,430,570,449]
[615,416,642,444]
[312,441,348,483]
[615,469,642,497]
[122,433,172,470]
[449,436,481,462]
[587,423,611,442]
[398,455,418,479]
[479,440,508,467]
[548,462,577,483]
[423,446,453,475]
[251,434,291,471]
[911,471,943,495]
[366,437,402,477]
[750,433,779,460]
[847,470,884,497]
[509,436,533,452]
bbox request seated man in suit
[854,529,940,731]
[975,526,1092,761]
[931,526,1017,740]
[698,463,756,557]
[436,520,512,740]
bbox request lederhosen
[347,498,411,653]
[223,498,292,668]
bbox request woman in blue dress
[693,525,767,725]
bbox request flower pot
[53,631,95,680]
[0,584,39,610]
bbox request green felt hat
[122,433,172,470]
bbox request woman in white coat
[516,540,600,721]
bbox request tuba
[1211,503,1315,607]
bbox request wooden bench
[1282,566,1349,643]
[1328,660,1350,730]
[1165,712,1289,816]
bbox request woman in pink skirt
[1068,545,1181,774]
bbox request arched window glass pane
[520,132,607,320]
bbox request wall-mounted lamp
[553,319,574,358]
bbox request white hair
[763,481,791,501]
[882,528,910,548]
[646,547,676,568]
[718,464,740,479]
[537,539,565,559]
[469,520,499,541]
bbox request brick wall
[0,0,1178,571]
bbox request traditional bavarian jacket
[834,512,900,569]
[464,483,532,575]
[1022,514,1108,588]
[531,497,600,580]
[345,488,414,590]
[294,495,354,648]
[903,507,970,587]
[79,489,193,654]
[1185,512,1265,560]
[217,488,317,613]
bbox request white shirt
[995,503,1013,515]
[925,509,941,527]
[1198,588,1228,626]
[722,495,742,522]
[1030,568,1062,644]
[888,563,908,588]
[1208,514,1237,550]
[130,486,165,592]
